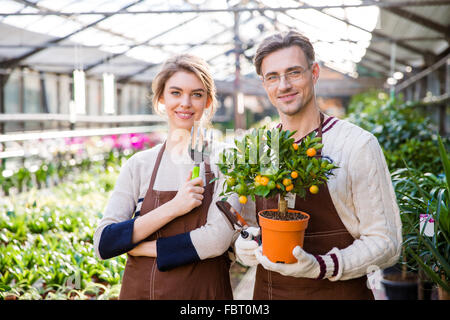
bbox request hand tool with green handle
[189,126,211,181]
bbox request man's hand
[255,245,340,279]
[235,227,260,267]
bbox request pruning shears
[215,200,261,244]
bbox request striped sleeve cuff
[98,218,137,259]
[327,247,344,281]
[314,248,341,280]
[156,232,200,271]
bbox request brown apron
[253,114,374,300]
[119,142,233,300]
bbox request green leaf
[437,135,450,196]
[209,177,219,184]
[254,185,270,197]
[420,236,450,276]
[406,247,450,292]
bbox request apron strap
[149,141,214,190]
[148,141,166,192]
[316,112,325,157]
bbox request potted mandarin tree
[218,127,338,263]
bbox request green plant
[346,91,447,174]
[217,127,337,218]
[394,136,450,292]
[0,162,127,300]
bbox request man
[235,30,402,300]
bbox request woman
[93,54,239,300]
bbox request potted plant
[386,135,450,300]
[402,136,450,300]
[218,127,338,263]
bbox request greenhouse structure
[0,0,449,304]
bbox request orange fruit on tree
[309,185,319,194]
[282,178,292,186]
[292,143,299,151]
[276,183,282,189]
[306,148,317,157]
[255,175,262,183]
[260,176,269,186]
[291,171,298,179]
[239,195,248,204]
[285,184,294,192]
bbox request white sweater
[240,118,402,281]
[93,142,240,261]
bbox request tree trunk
[279,195,287,220]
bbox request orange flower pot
[258,209,310,264]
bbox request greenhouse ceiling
[0,0,448,84]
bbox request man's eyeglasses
[262,66,311,87]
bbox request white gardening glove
[235,227,261,267]
[255,245,342,280]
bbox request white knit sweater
[93,142,240,261]
[240,118,403,281]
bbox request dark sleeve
[98,218,137,259]
[156,232,200,271]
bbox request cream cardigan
[240,117,402,281]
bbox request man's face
[260,46,319,117]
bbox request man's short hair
[254,30,315,75]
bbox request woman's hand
[128,241,156,257]
[170,172,204,217]
[131,172,204,244]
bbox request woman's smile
[175,110,195,120]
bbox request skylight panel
[35,0,81,11]
[3,6,41,29]
[23,15,68,35]
[46,19,84,38]
[68,28,113,47]
[126,46,170,64]
[187,44,230,61]
[63,0,136,13]
[0,0,25,14]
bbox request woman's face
[160,70,211,131]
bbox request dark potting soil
[260,210,308,221]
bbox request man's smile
[277,92,298,103]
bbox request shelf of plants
[0,132,163,300]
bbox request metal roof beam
[382,7,450,38]
[370,36,448,42]
[1,1,450,16]
[13,0,161,54]
[0,0,145,69]
[83,15,200,72]
[366,47,411,67]
[314,8,437,60]
[362,55,404,73]
[358,62,390,77]
[116,12,258,83]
